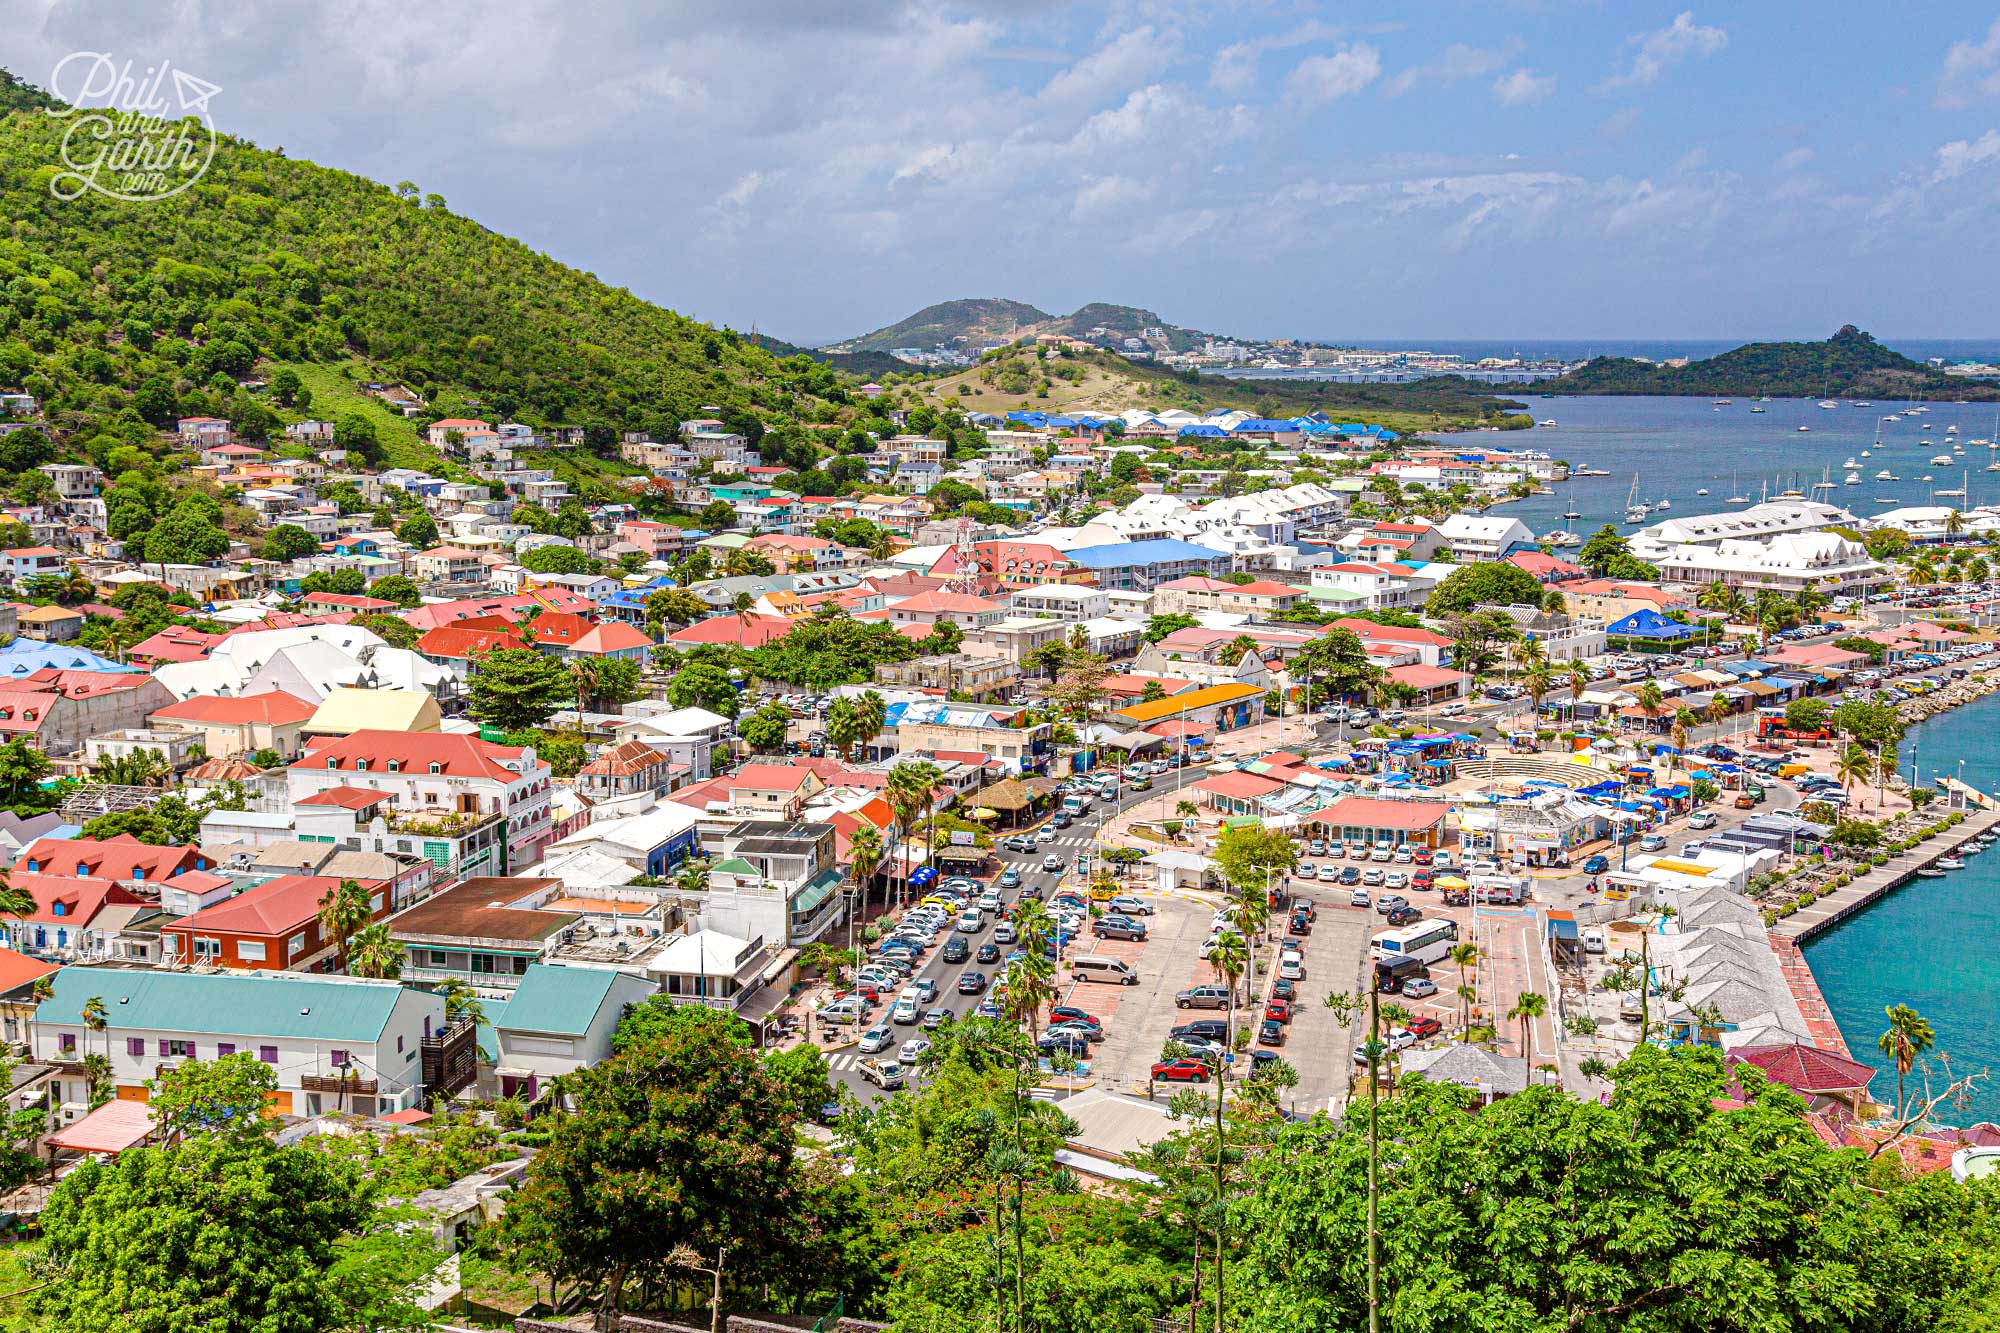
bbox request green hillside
[1529,325,2000,400]
[831,298,1052,353]
[1043,302,1201,351]
[0,75,851,473]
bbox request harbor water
[1802,691,2000,1123]
[1484,395,2000,539]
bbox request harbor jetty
[1772,803,2000,944]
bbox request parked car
[1265,997,1293,1024]
[1400,977,1438,999]
[1107,895,1154,916]
[1151,1058,1211,1083]
[1638,834,1667,852]
[956,971,987,994]
[1176,985,1233,1010]
[1257,1019,1286,1047]
[1050,1005,1102,1032]
[1688,811,1719,830]
[1405,1015,1443,1040]
[1093,915,1147,941]
[1385,905,1422,927]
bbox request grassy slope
[270,360,448,473]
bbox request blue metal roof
[0,640,126,677]
[1177,424,1227,437]
[1064,539,1231,569]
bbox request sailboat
[1623,475,1649,524]
[1726,471,1748,504]
[1561,491,1581,520]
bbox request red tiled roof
[150,690,317,728]
[573,623,654,655]
[300,592,398,611]
[170,874,378,938]
[1308,797,1450,830]
[296,786,392,810]
[415,624,529,659]
[668,614,793,649]
[15,836,204,882]
[0,947,58,995]
[1387,664,1473,690]
[1727,1042,1876,1095]
[128,627,226,663]
[293,731,537,782]
[1193,771,1284,800]
[730,763,817,793]
[5,872,147,926]
[579,739,675,777]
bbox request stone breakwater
[1896,665,2000,726]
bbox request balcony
[300,1071,377,1096]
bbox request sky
[11,1,2000,345]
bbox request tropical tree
[1836,743,1873,810]
[824,697,865,762]
[1448,942,1480,1031]
[1522,660,1554,732]
[886,760,943,902]
[80,993,109,1066]
[347,923,405,980]
[1635,680,1663,727]
[315,879,373,973]
[1199,925,1248,1331]
[845,824,882,954]
[1876,1003,1936,1119]
[854,690,887,758]
[1669,708,1695,773]
[1506,990,1548,1063]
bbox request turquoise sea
[1803,692,2000,1123]
[1472,395,2000,539]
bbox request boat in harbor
[1875,469,1896,479]
[1939,857,1968,871]
[1623,476,1648,524]
[1726,471,1748,503]
[1798,425,1811,432]
[1818,400,1839,409]
[1750,406,1766,413]
[1844,456,1858,468]
[1931,454,1955,465]
[1539,419,1557,427]
[1696,487,1709,495]
[1845,471,1862,485]
[1917,866,1949,878]
[1712,399,1732,405]
[1656,497,1671,510]
[1541,529,1581,547]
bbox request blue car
[1582,854,1610,875]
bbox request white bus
[1369,918,1459,966]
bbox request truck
[1063,793,1089,816]
[1469,873,1530,906]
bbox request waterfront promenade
[1773,805,2000,943]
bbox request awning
[938,845,988,865]
[909,866,939,887]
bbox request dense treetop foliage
[1528,325,2000,400]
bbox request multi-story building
[33,966,449,1118]
[892,701,1052,774]
[287,731,555,870]
[1151,576,1304,618]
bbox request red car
[1049,1005,1102,1031]
[1264,998,1293,1025]
[1411,870,1434,891]
[1412,848,1435,866]
[1405,1016,1443,1040]
[1151,1057,1211,1083]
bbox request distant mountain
[1528,326,2000,400]
[829,298,1052,353]
[745,334,912,381]
[829,297,1229,356]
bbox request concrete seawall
[1771,806,2000,944]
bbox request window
[355,759,369,772]
[329,1049,349,1067]
[217,1043,235,1057]
[49,901,63,917]
[132,867,145,881]
[259,1045,277,1064]
[126,1037,144,1057]
[159,1039,194,1058]
[326,758,337,769]
[429,762,442,774]
[74,863,86,877]
[59,1033,75,1053]
[193,937,220,960]
[396,1035,405,1053]
[386,759,400,772]
[236,941,266,962]
[287,933,306,957]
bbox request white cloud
[1939,18,2000,109]
[1673,147,1709,173]
[1600,12,1727,91]
[1931,129,2000,183]
[1492,68,1555,107]
[1285,44,1382,106]
[1071,174,1156,219]
[1209,21,1343,94]
[1776,147,1814,173]
[1599,107,1642,140]
[720,170,773,208]
[1041,26,1180,107]
[1386,39,1522,96]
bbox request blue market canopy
[1606,609,1694,641]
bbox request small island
[1519,325,2000,401]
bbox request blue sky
[13,2,2000,344]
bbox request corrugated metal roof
[40,965,412,1042]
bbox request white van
[1581,926,1606,955]
[1070,955,1138,986]
[891,988,923,1023]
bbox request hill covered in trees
[1527,325,2000,400]
[0,69,856,461]
[827,297,1056,352]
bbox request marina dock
[1771,805,2000,943]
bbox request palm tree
[0,867,34,950]
[347,923,405,980]
[315,879,372,973]
[436,977,486,1030]
[1669,709,1695,775]
[1523,661,1554,735]
[1877,1003,1935,1118]
[1945,508,1966,542]
[29,974,52,1007]
[824,697,864,762]
[1705,692,1730,735]
[1874,745,1898,815]
[1836,743,1872,812]
[1567,659,1592,718]
[854,690,887,760]
[887,759,943,900]
[1697,579,1733,615]
[1200,926,1247,1333]
[1506,990,1547,1062]
[80,994,108,1068]
[1448,942,1480,1031]
[1000,899,1058,1332]
[845,824,882,956]
[569,658,603,716]
[1635,680,1663,730]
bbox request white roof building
[1652,531,1891,596]
[1629,500,1857,560]
[1435,513,1536,559]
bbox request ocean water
[1803,692,2000,1123]
[1334,339,2000,365]
[1474,395,2000,538]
